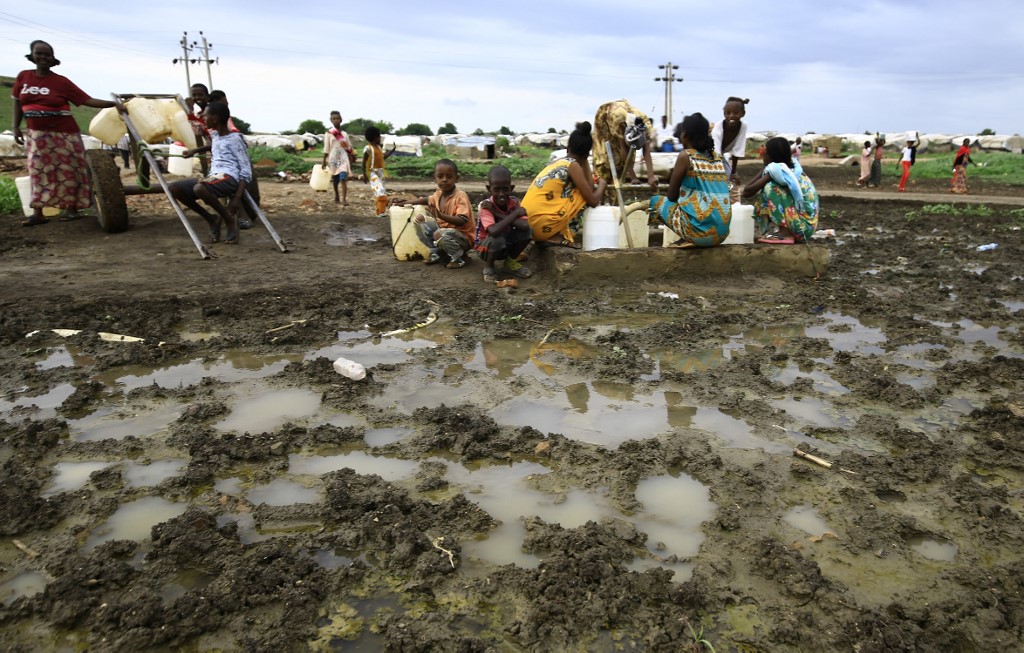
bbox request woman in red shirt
[12,40,124,226]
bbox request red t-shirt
[12,69,91,133]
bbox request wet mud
[1,163,1023,651]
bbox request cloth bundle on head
[764,161,805,213]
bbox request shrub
[248,145,313,174]
[0,176,21,215]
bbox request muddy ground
[1,158,1023,652]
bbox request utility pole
[172,32,193,90]
[172,31,218,92]
[654,62,682,124]
[197,31,217,90]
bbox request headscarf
[764,160,806,213]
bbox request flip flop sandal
[757,234,796,245]
[483,267,497,283]
[21,216,49,227]
[538,237,581,250]
[58,213,83,222]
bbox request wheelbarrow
[85,93,287,259]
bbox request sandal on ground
[58,213,83,222]
[537,236,580,250]
[665,238,695,249]
[757,233,796,245]
[425,252,443,265]
[446,258,466,269]
[21,216,49,227]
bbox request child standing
[169,102,249,244]
[400,159,476,269]
[322,111,354,205]
[361,125,395,216]
[898,139,917,192]
[712,96,749,201]
[475,165,533,283]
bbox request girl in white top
[898,140,917,192]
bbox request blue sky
[4,1,1022,135]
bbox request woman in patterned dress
[11,40,124,226]
[648,112,732,247]
[522,121,606,247]
[742,136,819,243]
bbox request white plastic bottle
[332,357,366,380]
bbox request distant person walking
[12,40,125,226]
[950,138,976,194]
[857,140,872,187]
[867,136,885,188]
[897,138,918,192]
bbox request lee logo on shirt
[20,85,51,96]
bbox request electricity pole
[197,31,217,90]
[173,32,193,90]
[172,31,218,92]
[654,62,682,124]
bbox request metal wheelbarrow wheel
[85,149,129,233]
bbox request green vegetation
[249,145,314,174]
[297,119,327,134]
[437,122,458,135]
[341,117,394,137]
[386,143,551,180]
[0,176,22,215]
[905,204,995,219]
[398,123,433,136]
[886,151,1024,185]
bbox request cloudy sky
[4,1,1022,136]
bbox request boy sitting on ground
[475,165,533,283]
[169,102,249,244]
[399,159,476,269]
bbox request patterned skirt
[26,129,91,210]
[649,194,729,247]
[950,165,968,194]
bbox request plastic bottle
[976,243,998,252]
[332,357,366,380]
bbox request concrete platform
[536,243,829,286]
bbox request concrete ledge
[537,244,829,287]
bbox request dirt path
[1,159,1023,651]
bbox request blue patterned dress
[649,149,732,247]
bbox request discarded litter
[25,329,146,343]
[976,243,999,252]
[333,357,366,380]
[812,229,836,239]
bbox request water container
[169,109,197,149]
[167,144,193,176]
[389,206,432,261]
[582,206,618,251]
[333,357,366,380]
[583,206,650,250]
[618,210,649,248]
[722,203,754,245]
[15,177,61,218]
[126,98,171,143]
[88,107,126,146]
[905,130,919,143]
[309,164,331,191]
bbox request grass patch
[385,144,551,180]
[248,145,314,174]
[886,151,1024,185]
[0,176,22,215]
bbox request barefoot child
[322,111,354,205]
[169,102,249,244]
[400,159,476,269]
[475,165,533,283]
[361,125,395,216]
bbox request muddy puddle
[2,195,1024,651]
